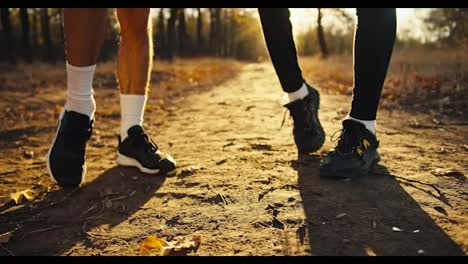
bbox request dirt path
[0,63,467,256]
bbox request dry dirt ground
[0,62,467,256]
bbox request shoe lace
[280,97,313,132]
[330,127,364,156]
[302,97,314,133]
[138,133,159,154]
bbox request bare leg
[47,8,108,188]
[115,8,153,139]
[116,8,152,95]
[114,8,176,175]
[64,8,107,66]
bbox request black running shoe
[284,83,325,154]
[320,119,380,179]
[117,125,176,175]
[47,110,93,188]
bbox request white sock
[346,115,376,135]
[64,62,96,119]
[120,94,147,141]
[287,82,309,102]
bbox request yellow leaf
[140,235,170,254]
[10,190,35,205]
[55,105,63,115]
[0,231,13,244]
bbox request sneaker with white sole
[117,125,176,175]
[47,110,93,188]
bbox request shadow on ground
[293,154,464,256]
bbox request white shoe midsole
[116,153,160,174]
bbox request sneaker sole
[116,153,177,175]
[320,152,381,179]
[46,110,86,187]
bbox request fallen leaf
[216,159,227,165]
[392,226,403,232]
[140,235,201,256]
[140,235,169,254]
[55,105,63,116]
[336,213,347,219]
[431,168,465,181]
[10,190,35,205]
[418,249,425,254]
[0,231,13,243]
[434,206,448,215]
[23,150,34,159]
[413,229,420,233]
[104,200,112,208]
[296,221,307,245]
[180,166,200,177]
[272,217,285,230]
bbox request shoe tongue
[342,119,366,132]
[283,97,305,110]
[65,110,92,127]
[127,125,144,137]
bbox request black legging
[259,8,396,120]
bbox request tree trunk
[229,9,237,58]
[58,9,64,61]
[214,8,221,56]
[222,8,229,56]
[32,8,40,59]
[209,8,216,55]
[317,8,329,58]
[167,8,177,61]
[20,8,32,63]
[196,8,203,55]
[156,8,167,60]
[177,8,188,57]
[0,8,16,64]
[41,8,53,62]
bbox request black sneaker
[284,83,325,154]
[47,110,93,188]
[320,119,380,179]
[117,125,176,175]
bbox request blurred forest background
[0,8,467,118]
[0,8,466,62]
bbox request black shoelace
[136,133,159,154]
[302,97,315,133]
[331,127,361,154]
[281,97,314,133]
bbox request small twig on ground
[0,244,15,256]
[79,203,98,218]
[21,225,63,240]
[258,184,299,201]
[207,184,231,207]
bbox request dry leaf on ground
[0,231,13,244]
[140,235,201,256]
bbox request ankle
[346,115,376,135]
